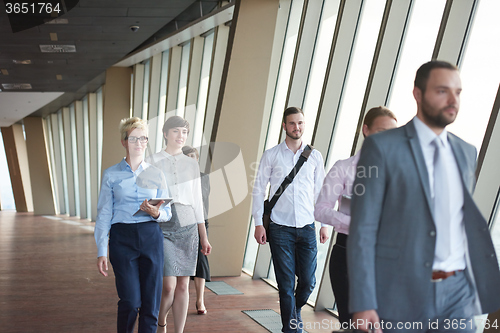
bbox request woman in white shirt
[147,116,211,333]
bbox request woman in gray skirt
[147,116,211,333]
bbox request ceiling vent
[40,45,76,53]
[2,83,32,90]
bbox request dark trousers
[329,233,352,324]
[109,222,164,333]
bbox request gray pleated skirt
[158,203,199,277]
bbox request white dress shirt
[252,141,326,228]
[146,151,204,224]
[413,116,466,271]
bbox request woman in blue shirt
[95,117,172,333]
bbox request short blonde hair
[119,117,148,140]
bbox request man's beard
[421,97,457,128]
[285,129,302,140]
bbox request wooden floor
[0,211,337,332]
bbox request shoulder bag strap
[264,144,314,214]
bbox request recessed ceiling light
[50,33,58,41]
[1,69,8,75]
[56,75,62,80]
[40,45,76,53]
[13,60,32,64]
[2,83,32,90]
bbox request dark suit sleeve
[347,136,386,313]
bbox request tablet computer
[338,195,351,216]
[133,198,172,216]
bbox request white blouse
[146,150,204,224]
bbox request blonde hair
[119,117,148,140]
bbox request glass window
[266,0,305,150]
[301,0,340,145]
[193,32,215,149]
[69,104,80,217]
[177,42,191,117]
[57,110,70,214]
[44,116,59,213]
[309,222,330,303]
[490,192,500,270]
[387,0,447,127]
[325,0,386,169]
[96,88,104,190]
[447,0,500,151]
[82,96,92,219]
[142,59,151,120]
[156,51,170,152]
[242,217,258,272]
[0,130,15,210]
[268,260,276,283]
[130,72,134,116]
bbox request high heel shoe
[196,304,207,315]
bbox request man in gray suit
[348,60,500,333]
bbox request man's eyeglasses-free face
[126,136,148,144]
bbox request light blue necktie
[433,137,451,261]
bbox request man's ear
[413,86,422,104]
[282,122,286,131]
[121,139,127,148]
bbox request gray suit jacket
[347,119,500,321]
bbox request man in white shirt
[348,60,500,332]
[252,107,329,333]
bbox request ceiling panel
[0,0,220,126]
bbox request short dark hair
[162,116,189,145]
[414,60,457,93]
[363,106,397,128]
[282,106,304,124]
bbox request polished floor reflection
[0,211,336,332]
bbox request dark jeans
[109,222,164,333]
[329,233,352,324]
[269,222,317,333]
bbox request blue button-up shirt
[95,158,171,257]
